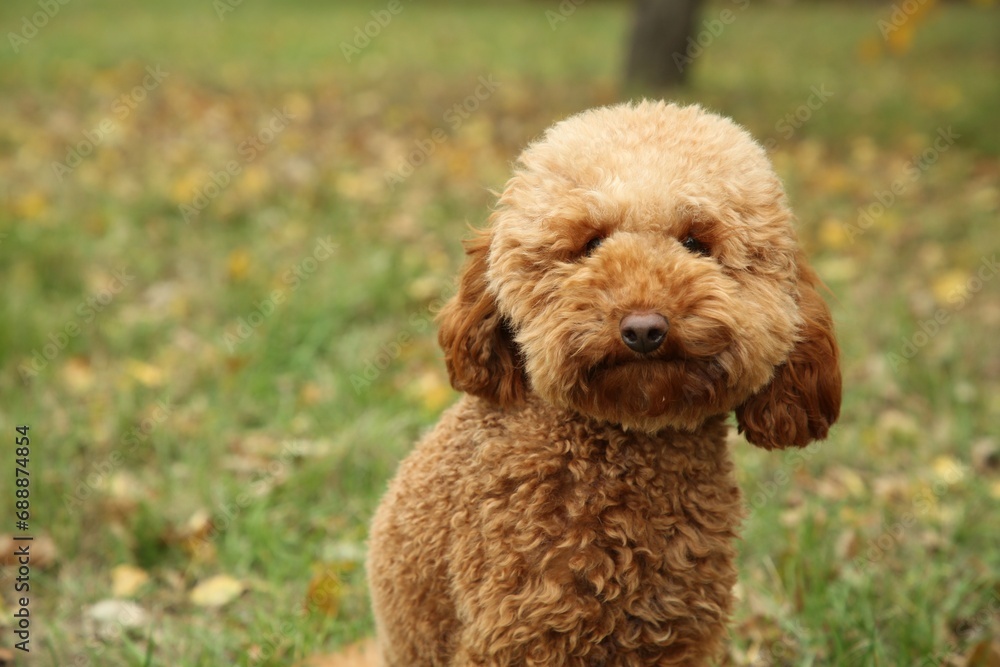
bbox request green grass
[1,0,998,664]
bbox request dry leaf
[112,564,150,598]
[932,269,971,306]
[305,565,342,616]
[86,599,150,639]
[126,359,165,387]
[14,190,48,219]
[62,356,95,393]
[835,530,861,561]
[931,455,966,485]
[972,440,1000,474]
[300,639,379,667]
[189,574,245,608]
[227,248,252,282]
[0,533,58,569]
[965,640,1000,667]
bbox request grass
[0,0,998,664]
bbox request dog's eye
[584,236,605,257]
[681,235,711,257]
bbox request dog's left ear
[736,258,841,450]
[437,229,526,407]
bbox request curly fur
[367,101,841,666]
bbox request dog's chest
[466,429,741,653]
[452,418,741,667]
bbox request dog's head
[438,101,840,448]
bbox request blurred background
[0,0,998,664]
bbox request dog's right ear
[437,229,526,407]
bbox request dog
[367,100,841,666]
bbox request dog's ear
[437,229,526,407]
[736,259,841,449]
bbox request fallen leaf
[61,356,95,393]
[14,190,48,219]
[972,439,1000,474]
[931,455,966,485]
[299,639,379,667]
[227,248,252,282]
[305,564,342,616]
[112,564,150,598]
[0,533,58,568]
[189,574,245,608]
[932,269,971,306]
[964,639,1000,667]
[103,472,144,522]
[835,529,861,561]
[86,599,150,639]
[126,358,165,387]
[818,217,850,250]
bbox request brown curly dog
[367,101,841,666]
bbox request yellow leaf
[930,455,965,485]
[283,91,313,122]
[227,248,252,282]
[237,164,271,199]
[414,370,453,413]
[305,565,342,616]
[931,269,969,306]
[299,382,324,406]
[189,574,245,608]
[989,481,1000,500]
[61,357,95,393]
[15,191,48,220]
[335,170,383,203]
[819,218,850,251]
[170,171,203,204]
[302,639,379,667]
[111,564,150,598]
[126,359,164,387]
[857,36,882,63]
[177,509,217,563]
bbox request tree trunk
[625,0,704,90]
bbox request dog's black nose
[619,312,669,354]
